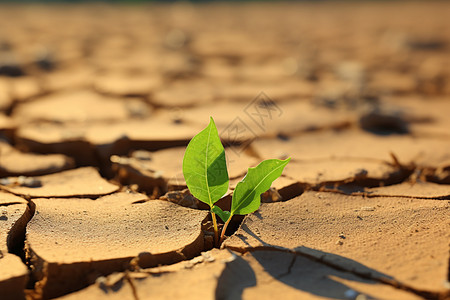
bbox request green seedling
[183,117,290,246]
[182,117,229,245]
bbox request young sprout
[182,117,229,246]
[183,117,290,247]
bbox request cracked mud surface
[0,1,449,299]
[27,193,207,299]
[224,192,449,293]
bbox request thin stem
[219,215,233,246]
[211,212,219,247]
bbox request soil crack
[225,245,444,300]
[124,272,140,300]
[7,200,35,259]
[276,254,297,280]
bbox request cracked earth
[0,2,449,300]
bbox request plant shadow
[216,225,396,300]
[215,254,257,300]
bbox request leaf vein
[232,162,286,214]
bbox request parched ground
[0,1,449,300]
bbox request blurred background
[0,1,449,186]
[2,3,449,300]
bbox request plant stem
[211,212,219,247]
[219,215,232,246]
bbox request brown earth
[0,1,449,300]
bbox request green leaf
[212,206,231,223]
[183,117,229,207]
[231,158,290,215]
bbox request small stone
[361,207,375,211]
[201,252,215,263]
[355,294,368,300]
[344,289,358,299]
[17,176,42,187]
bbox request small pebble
[361,207,375,211]
[201,252,215,263]
[355,295,368,300]
[344,289,358,299]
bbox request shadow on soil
[217,225,398,300]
